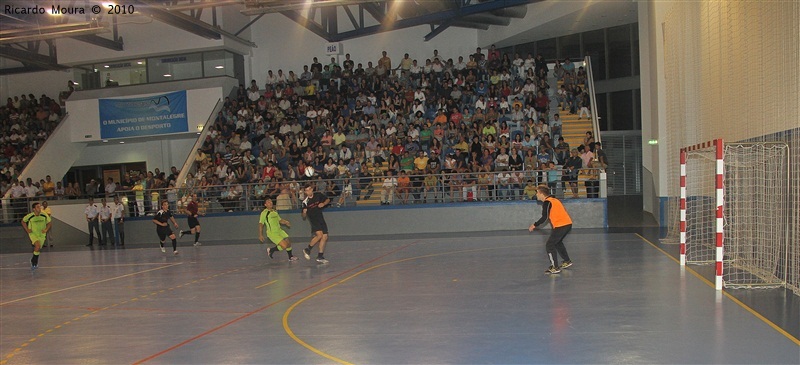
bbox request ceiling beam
[135,0,256,47]
[0,27,110,45]
[281,10,332,42]
[331,0,535,41]
[72,34,124,51]
[0,45,69,71]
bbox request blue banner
[99,90,188,139]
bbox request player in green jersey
[22,202,52,271]
[259,199,297,262]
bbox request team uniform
[186,201,200,229]
[260,209,289,245]
[154,209,175,241]
[23,212,50,247]
[532,195,573,274]
[22,211,50,270]
[302,191,329,234]
[180,200,201,246]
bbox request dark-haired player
[301,184,331,263]
[153,200,180,255]
[529,185,573,274]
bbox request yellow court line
[282,244,530,365]
[255,280,278,289]
[0,263,182,306]
[634,233,800,346]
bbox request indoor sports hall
[1,1,798,364]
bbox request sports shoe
[267,247,275,259]
[560,260,573,269]
[31,264,37,271]
[316,257,329,264]
[179,230,185,238]
[544,265,562,274]
[288,256,299,262]
[303,248,311,260]
[193,242,201,247]
[173,250,179,255]
[161,247,166,253]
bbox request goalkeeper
[528,185,573,275]
[259,198,298,262]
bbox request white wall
[67,87,223,142]
[73,137,196,172]
[246,13,477,86]
[638,1,672,217]
[0,68,75,104]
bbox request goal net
[681,141,789,289]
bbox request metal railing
[1,168,606,223]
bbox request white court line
[0,263,182,306]
[0,263,176,270]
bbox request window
[535,38,557,61]
[608,24,632,78]
[610,90,633,130]
[595,93,608,131]
[559,33,581,61]
[583,29,606,80]
[148,53,203,83]
[203,51,235,78]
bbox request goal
[680,139,790,290]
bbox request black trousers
[88,219,101,245]
[545,224,572,267]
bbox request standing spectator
[528,185,574,274]
[42,175,55,198]
[105,177,116,196]
[85,197,101,246]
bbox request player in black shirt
[152,200,181,255]
[301,183,331,263]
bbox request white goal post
[680,139,790,291]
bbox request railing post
[600,170,607,198]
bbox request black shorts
[188,216,200,229]
[157,226,173,241]
[310,219,328,235]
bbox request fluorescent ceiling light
[163,74,172,77]
[215,65,224,69]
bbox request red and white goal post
[679,139,790,291]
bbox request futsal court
[1,229,798,364]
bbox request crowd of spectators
[1,47,605,218]
[190,46,602,207]
[0,92,66,199]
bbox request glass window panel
[610,90,633,130]
[632,25,640,76]
[204,50,235,78]
[148,53,203,83]
[633,88,641,130]
[559,33,581,61]
[582,29,606,80]
[595,93,608,131]
[97,60,147,87]
[535,38,557,61]
[608,24,632,78]
[515,41,536,61]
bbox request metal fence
[1,169,606,223]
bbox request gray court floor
[1,230,798,364]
